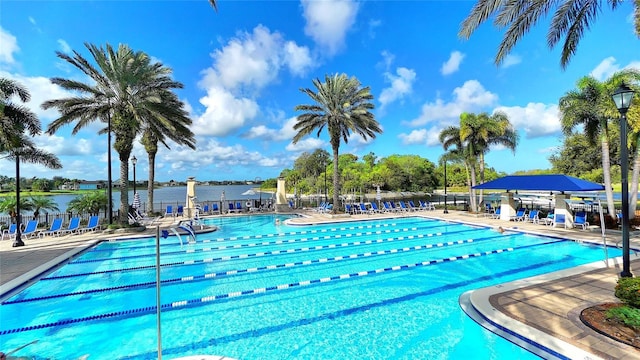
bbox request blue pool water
[0,215,618,359]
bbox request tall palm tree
[459,111,518,209]
[293,73,382,212]
[1,78,61,246]
[140,92,195,213]
[439,125,477,211]
[43,43,190,224]
[459,0,639,69]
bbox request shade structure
[472,175,605,192]
[132,192,141,209]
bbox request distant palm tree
[67,191,108,216]
[459,111,518,208]
[43,43,189,224]
[140,92,195,213]
[439,125,476,210]
[0,196,34,224]
[459,0,639,69]
[1,78,61,246]
[293,74,382,212]
[30,195,59,219]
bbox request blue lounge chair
[345,204,354,214]
[235,202,243,212]
[38,218,63,238]
[165,205,174,217]
[21,220,39,239]
[510,208,527,221]
[383,202,395,212]
[370,202,382,213]
[202,204,210,214]
[1,223,17,241]
[359,203,372,214]
[524,209,540,224]
[574,212,589,230]
[80,215,100,233]
[212,203,220,214]
[177,205,184,217]
[408,201,420,211]
[61,217,81,235]
[491,207,501,219]
[553,213,567,228]
[398,201,413,212]
[541,212,554,225]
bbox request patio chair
[345,204,354,214]
[541,212,554,226]
[574,211,589,230]
[510,208,527,221]
[176,205,184,217]
[79,215,101,233]
[524,209,540,224]
[370,202,382,213]
[1,223,17,241]
[553,213,568,228]
[398,201,412,212]
[202,204,210,215]
[21,220,39,239]
[408,200,420,211]
[60,217,81,235]
[211,203,220,214]
[359,203,372,214]
[491,208,501,219]
[38,218,64,238]
[165,205,174,217]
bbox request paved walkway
[2,210,640,359]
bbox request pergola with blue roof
[473,175,605,228]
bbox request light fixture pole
[107,102,113,225]
[131,155,137,196]
[443,159,449,214]
[612,82,635,278]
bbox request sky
[0,0,638,183]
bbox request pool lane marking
[0,239,562,335]
[48,227,483,278]
[11,234,515,303]
[70,225,478,264]
[89,219,445,252]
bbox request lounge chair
[553,213,567,228]
[510,208,527,221]
[21,220,39,239]
[345,204,354,214]
[165,205,174,217]
[574,212,589,230]
[370,202,382,213]
[212,203,220,214]
[79,215,100,233]
[398,201,411,212]
[419,200,435,211]
[359,203,372,214]
[408,200,420,211]
[1,223,17,241]
[38,218,64,238]
[60,217,81,235]
[177,205,184,217]
[524,209,540,224]
[383,202,395,212]
[202,204,210,215]
[491,208,501,219]
[541,212,554,226]
[235,202,243,212]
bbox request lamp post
[612,82,635,278]
[12,153,24,247]
[443,159,449,214]
[131,155,137,195]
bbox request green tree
[439,125,475,209]
[1,78,61,246]
[43,43,188,224]
[29,195,59,219]
[459,111,518,209]
[0,196,34,223]
[293,73,382,212]
[31,178,53,192]
[550,132,604,176]
[459,0,640,69]
[67,191,108,216]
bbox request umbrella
[132,192,141,209]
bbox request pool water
[0,215,618,359]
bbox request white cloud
[379,67,416,110]
[0,27,19,65]
[286,137,325,152]
[494,103,560,138]
[301,0,359,56]
[39,134,94,156]
[408,80,498,127]
[57,39,72,54]
[379,50,395,71]
[441,51,465,75]
[398,128,441,146]
[283,41,313,77]
[591,56,618,81]
[193,87,259,137]
[501,54,522,68]
[368,19,382,38]
[244,116,298,141]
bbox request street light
[12,153,23,247]
[612,82,635,278]
[443,158,449,214]
[131,155,137,195]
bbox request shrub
[606,305,640,330]
[614,278,640,308]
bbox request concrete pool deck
[1,210,640,359]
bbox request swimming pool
[0,215,618,359]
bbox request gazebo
[472,175,605,228]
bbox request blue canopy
[472,175,604,192]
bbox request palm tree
[30,195,59,219]
[459,111,518,209]
[293,73,382,212]
[0,196,34,224]
[43,43,190,224]
[439,125,477,211]
[67,191,108,216]
[458,0,640,69]
[1,78,61,246]
[140,92,195,213]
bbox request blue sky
[1,0,638,183]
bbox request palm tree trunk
[478,153,485,208]
[332,145,340,214]
[469,164,477,212]
[601,137,617,217]
[147,151,156,213]
[119,155,130,224]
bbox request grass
[606,305,640,330]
